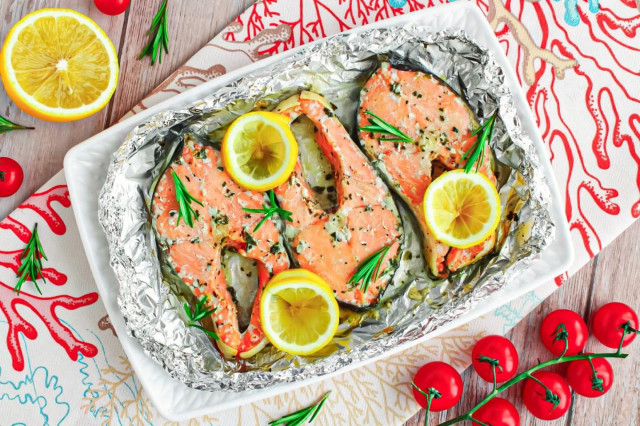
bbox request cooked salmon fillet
[152,136,289,359]
[358,63,496,277]
[274,91,403,308]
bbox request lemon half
[260,272,339,356]
[0,9,119,122]
[222,111,298,191]
[423,170,501,249]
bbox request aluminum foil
[98,26,554,392]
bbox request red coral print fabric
[0,183,98,371]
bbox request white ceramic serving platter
[64,1,573,421]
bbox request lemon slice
[260,274,339,356]
[222,111,298,191]
[0,9,119,122]
[423,170,501,249]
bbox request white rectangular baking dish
[64,1,573,420]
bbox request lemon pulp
[235,120,287,179]
[268,287,332,343]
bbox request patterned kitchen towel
[1,0,639,424]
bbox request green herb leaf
[189,324,220,341]
[184,296,219,340]
[269,392,330,426]
[462,111,498,173]
[139,0,169,65]
[171,170,203,228]
[347,245,391,294]
[14,223,47,295]
[0,114,34,134]
[243,190,293,232]
[359,110,413,143]
[270,407,313,426]
[308,392,330,423]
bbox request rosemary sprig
[14,224,47,295]
[139,0,169,65]
[183,296,219,341]
[172,170,203,228]
[359,110,414,143]
[347,245,390,294]
[269,391,330,426]
[243,190,293,232]
[461,111,498,173]
[0,114,34,134]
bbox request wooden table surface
[1,1,638,425]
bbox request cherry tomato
[94,0,130,16]
[522,371,571,420]
[540,309,587,356]
[566,355,613,398]
[412,361,463,411]
[0,157,24,197]
[471,335,519,383]
[472,397,520,426]
[591,302,638,348]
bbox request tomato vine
[434,319,633,425]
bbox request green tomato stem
[425,394,433,426]
[469,417,490,426]
[586,356,605,393]
[412,382,441,426]
[616,321,639,354]
[491,364,497,392]
[525,372,552,394]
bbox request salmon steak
[273,91,404,308]
[358,63,497,277]
[152,136,290,359]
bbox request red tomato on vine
[566,355,613,398]
[412,361,463,412]
[471,335,519,383]
[591,302,639,348]
[540,309,588,356]
[472,397,520,426]
[94,0,130,15]
[0,157,24,197]
[522,371,571,420]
